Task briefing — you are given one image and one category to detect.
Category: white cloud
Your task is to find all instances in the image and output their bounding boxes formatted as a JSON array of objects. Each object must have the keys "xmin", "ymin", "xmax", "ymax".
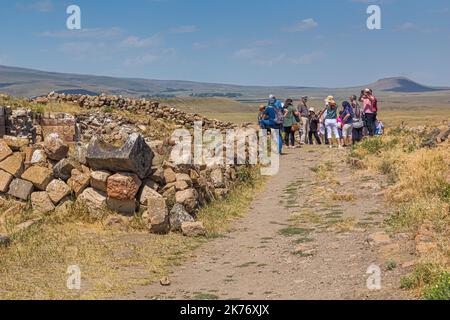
[
  {"xmin": 16, "ymin": 0, "xmax": 54, "ymax": 12},
  {"xmin": 124, "ymin": 54, "xmax": 160, "ymax": 66},
  {"xmin": 398, "ymin": 22, "xmax": 416, "ymax": 31},
  {"xmin": 233, "ymin": 47, "xmax": 324, "ymax": 67},
  {"xmin": 120, "ymin": 35, "xmax": 161, "ymax": 48},
  {"xmin": 169, "ymin": 25, "xmax": 198, "ymax": 34},
  {"xmin": 282, "ymin": 18, "xmax": 318, "ymax": 32},
  {"xmin": 37, "ymin": 27, "xmax": 123, "ymax": 39}
]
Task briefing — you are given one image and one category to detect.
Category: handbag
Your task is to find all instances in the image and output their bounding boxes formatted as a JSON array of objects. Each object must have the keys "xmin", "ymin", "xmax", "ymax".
[{"xmin": 291, "ymin": 124, "xmax": 300, "ymax": 132}]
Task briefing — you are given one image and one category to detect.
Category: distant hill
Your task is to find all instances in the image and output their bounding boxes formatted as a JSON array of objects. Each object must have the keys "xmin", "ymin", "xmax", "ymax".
[
  {"xmin": 0, "ymin": 65, "xmax": 448, "ymax": 99},
  {"xmin": 368, "ymin": 77, "xmax": 443, "ymax": 93}
]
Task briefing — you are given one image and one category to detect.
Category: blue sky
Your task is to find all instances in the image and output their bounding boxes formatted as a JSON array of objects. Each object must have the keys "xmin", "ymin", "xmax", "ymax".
[{"xmin": 1, "ymin": 0, "xmax": 450, "ymax": 87}]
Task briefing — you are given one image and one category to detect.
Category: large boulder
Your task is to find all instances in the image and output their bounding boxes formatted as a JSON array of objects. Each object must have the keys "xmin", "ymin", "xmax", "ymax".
[
  {"xmin": 86, "ymin": 133, "xmax": 154, "ymax": 179},
  {"xmin": 169, "ymin": 204, "xmax": 194, "ymax": 232},
  {"xmin": 0, "ymin": 153, "xmax": 24, "ymax": 177},
  {"xmin": 43, "ymin": 133, "xmax": 69, "ymax": 161},
  {"xmin": 142, "ymin": 189, "xmax": 169, "ymax": 234},
  {"xmin": 31, "ymin": 192, "xmax": 55, "ymax": 213},
  {"xmin": 8, "ymin": 178, "xmax": 34, "ymax": 201},
  {"xmin": 107, "ymin": 173, "xmax": 142, "ymax": 201},
  {"xmin": 0, "ymin": 169, "xmax": 13, "ymax": 193},
  {"xmin": 21, "ymin": 166, "xmax": 54, "ymax": 191},
  {"xmin": 46, "ymin": 179, "xmax": 71, "ymax": 205}
]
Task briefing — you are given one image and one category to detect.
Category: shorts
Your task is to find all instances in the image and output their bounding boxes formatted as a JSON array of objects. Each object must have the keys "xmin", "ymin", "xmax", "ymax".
[
  {"xmin": 325, "ymin": 119, "xmax": 339, "ymax": 139},
  {"xmin": 342, "ymin": 124, "xmax": 353, "ymax": 138}
]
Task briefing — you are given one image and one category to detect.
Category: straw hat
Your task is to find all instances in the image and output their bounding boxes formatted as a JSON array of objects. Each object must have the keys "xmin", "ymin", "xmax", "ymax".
[{"xmin": 325, "ymin": 95, "xmax": 336, "ymax": 104}]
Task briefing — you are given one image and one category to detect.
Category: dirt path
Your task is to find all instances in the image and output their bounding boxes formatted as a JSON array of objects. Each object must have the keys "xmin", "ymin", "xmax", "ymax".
[{"xmin": 130, "ymin": 146, "xmax": 414, "ymax": 300}]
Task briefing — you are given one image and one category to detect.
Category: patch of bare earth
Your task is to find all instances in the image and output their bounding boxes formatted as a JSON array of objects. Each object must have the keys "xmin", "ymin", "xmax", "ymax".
[{"xmin": 127, "ymin": 146, "xmax": 414, "ymax": 300}]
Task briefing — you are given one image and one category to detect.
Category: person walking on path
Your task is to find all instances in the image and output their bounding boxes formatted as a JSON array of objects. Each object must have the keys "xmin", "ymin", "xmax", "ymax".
[
  {"xmin": 298, "ymin": 96, "xmax": 310, "ymax": 145},
  {"xmin": 360, "ymin": 89, "xmax": 376, "ymax": 136},
  {"xmin": 341, "ymin": 101, "xmax": 354, "ymax": 147},
  {"xmin": 283, "ymin": 99, "xmax": 299, "ymax": 149},
  {"xmin": 350, "ymin": 95, "xmax": 364, "ymax": 144},
  {"xmin": 308, "ymin": 107, "xmax": 322, "ymax": 145},
  {"xmin": 324, "ymin": 96, "xmax": 341, "ymax": 149}
]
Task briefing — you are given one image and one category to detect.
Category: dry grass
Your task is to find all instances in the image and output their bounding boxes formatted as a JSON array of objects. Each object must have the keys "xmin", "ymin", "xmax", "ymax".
[
  {"xmin": 350, "ymin": 124, "xmax": 450, "ymax": 298},
  {"xmin": 0, "ymin": 167, "xmax": 263, "ymax": 300}
]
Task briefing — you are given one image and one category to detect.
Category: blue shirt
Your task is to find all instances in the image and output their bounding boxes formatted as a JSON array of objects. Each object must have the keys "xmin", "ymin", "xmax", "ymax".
[{"xmin": 342, "ymin": 105, "xmax": 354, "ymax": 124}]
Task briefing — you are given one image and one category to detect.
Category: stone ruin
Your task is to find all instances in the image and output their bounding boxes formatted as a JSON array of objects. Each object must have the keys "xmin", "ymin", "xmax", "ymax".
[{"xmin": 0, "ymin": 93, "xmax": 247, "ymax": 238}]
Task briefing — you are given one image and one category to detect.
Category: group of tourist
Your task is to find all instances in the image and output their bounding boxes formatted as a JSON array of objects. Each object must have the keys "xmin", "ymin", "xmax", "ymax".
[{"xmin": 258, "ymin": 89, "xmax": 384, "ymax": 153}]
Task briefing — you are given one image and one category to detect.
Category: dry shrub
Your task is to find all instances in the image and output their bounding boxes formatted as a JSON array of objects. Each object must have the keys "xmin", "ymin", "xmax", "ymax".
[{"xmin": 387, "ymin": 148, "xmax": 449, "ymax": 204}]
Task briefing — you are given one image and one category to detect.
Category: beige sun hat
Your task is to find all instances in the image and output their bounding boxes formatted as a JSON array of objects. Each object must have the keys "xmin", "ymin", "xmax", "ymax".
[
  {"xmin": 309, "ymin": 107, "xmax": 315, "ymax": 112},
  {"xmin": 325, "ymin": 96, "xmax": 336, "ymax": 104}
]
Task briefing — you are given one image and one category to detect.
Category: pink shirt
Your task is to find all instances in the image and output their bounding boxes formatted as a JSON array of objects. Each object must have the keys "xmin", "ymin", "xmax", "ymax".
[{"xmin": 362, "ymin": 98, "xmax": 374, "ymax": 114}]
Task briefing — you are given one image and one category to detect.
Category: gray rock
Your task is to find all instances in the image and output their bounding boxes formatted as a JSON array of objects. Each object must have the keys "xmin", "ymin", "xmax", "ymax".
[
  {"xmin": 8, "ymin": 178, "xmax": 34, "ymax": 201},
  {"xmin": 53, "ymin": 158, "xmax": 78, "ymax": 181},
  {"xmin": 106, "ymin": 198, "xmax": 136, "ymax": 216},
  {"xmin": 0, "ymin": 234, "xmax": 11, "ymax": 247},
  {"xmin": 169, "ymin": 204, "xmax": 194, "ymax": 231},
  {"xmin": 86, "ymin": 133, "xmax": 154, "ymax": 179}
]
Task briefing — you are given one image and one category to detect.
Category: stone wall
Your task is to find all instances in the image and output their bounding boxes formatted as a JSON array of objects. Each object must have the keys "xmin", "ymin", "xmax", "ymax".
[
  {"xmin": 32, "ymin": 92, "xmax": 237, "ymax": 131},
  {"xmin": 0, "ymin": 129, "xmax": 241, "ymax": 236}
]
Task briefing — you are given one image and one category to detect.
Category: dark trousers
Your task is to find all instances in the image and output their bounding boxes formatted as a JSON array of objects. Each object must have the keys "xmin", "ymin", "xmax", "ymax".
[
  {"xmin": 309, "ymin": 130, "xmax": 322, "ymax": 145},
  {"xmin": 352, "ymin": 127, "xmax": 364, "ymax": 144},
  {"xmin": 284, "ymin": 127, "xmax": 295, "ymax": 146},
  {"xmin": 365, "ymin": 113, "xmax": 376, "ymax": 137}
]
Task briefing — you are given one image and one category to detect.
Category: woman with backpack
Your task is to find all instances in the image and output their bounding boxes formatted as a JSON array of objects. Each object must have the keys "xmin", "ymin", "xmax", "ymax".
[
  {"xmin": 283, "ymin": 99, "xmax": 299, "ymax": 149},
  {"xmin": 350, "ymin": 95, "xmax": 364, "ymax": 144}
]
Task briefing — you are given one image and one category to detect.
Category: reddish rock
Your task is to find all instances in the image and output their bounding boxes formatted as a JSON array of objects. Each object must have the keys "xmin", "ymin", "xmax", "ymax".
[{"xmin": 107, "ymin": 173, "xmax": 142, "ymax": 201}]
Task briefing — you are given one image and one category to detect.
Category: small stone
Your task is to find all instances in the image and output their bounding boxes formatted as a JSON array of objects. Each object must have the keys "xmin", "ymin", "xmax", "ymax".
[
  {"xmin": 68, "ymin": 169, "xmax": 90, "ymax": 196},
  {"xmin": 175, "ymin": 180, "xmax": 190, "ymax": 191},
  {"xmin": 107, "ymin": 173, "xmax": 142, "ymax": 201},
  {"xmin": 21, "ymin": 166, "xmax": 54, "ymax": 191},
  {"xmin": 90, "ymin": 170, "xmax": 111, "ymax": 192},
  {"xmin": 0, "ymin": 141, "xmax": 13, "ymax": 162},
  {"xmin": 30, "ymin": 149, "xmax": 47, "ymax": 165},
  {"xmin": 181, "ymin": 222, "xmax": 206, "ymax": 237},
  {"xmin": 46, "ymin": 180, "xmax": 71, "ymax": 205},
  {"xmin": 0, "ymin": 170, "xmax": 13, "ymax": 193},
  {"xmin": 175, "ymin": 188, "xmax": 198, "ymax": 214},
  {"xmin": 293, "ymin": 244, "xmax": 317, "ymax": 256},
  {"xmin": 176, "ymin": 173, "xmax": 192, "ymax": 186},
  {"xmin": 0, "ymin": 153, "xmax": 24, "ymax": 177},
  {"xmin": 106, "ymin": 198, "xmax": 136, "ymax": 216},
  {"xmin": 164, "ymin": 168, "xmax": 177, "ymax": 184},
  {"xmin": 31, "ymin": 192, "xmax": 55, "ymax": 213},
  {"xmin": 210, "ymin": 168, "xmax": 225, "ymax": 188},
  {"xmin": 138, "ymin": 179, "xmax": 160, "ymax": 205},
  {"xmin": 43, "ymin": 133, "xmax": 69, "ymax": 161},
  {"xmin": 77, "ymin": 188, "xmax": 107, "ymax": 214},
  {"xmin": 160, "ymin": 277, "xmax": 171, "ymax": 286},
  {"xmin": 0, "ymin": 234, "xmax": 11, "ymax": 247},
  {"xmin": 169, "ymin": 204, "xmax": 194, "ymax": 231},
  {"xmin": 142, "ymin": 189, "xmax": 169, "ymax": 234},
  {"xmin": 8, "ymin": 178, "xmax": 34, "ymax": 201},
  {"xmin": 53, "ymin": 158, "xmax": 78, "ymax": 181}
]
